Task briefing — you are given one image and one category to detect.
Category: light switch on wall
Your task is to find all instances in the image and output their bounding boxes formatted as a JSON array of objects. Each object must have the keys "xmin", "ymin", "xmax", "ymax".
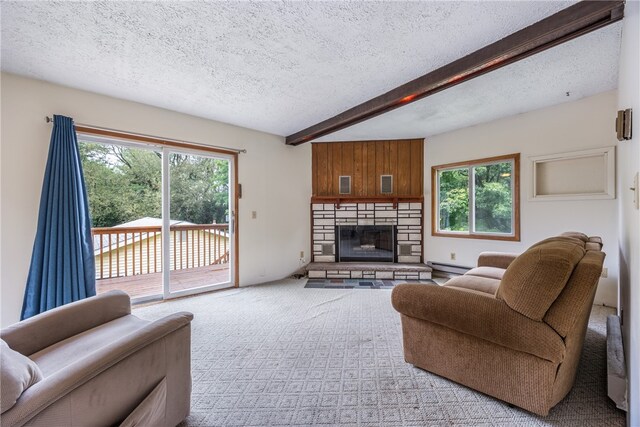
[{"xmin": 251, "ymin": 211, "xmax": 257, "ymax": 219}]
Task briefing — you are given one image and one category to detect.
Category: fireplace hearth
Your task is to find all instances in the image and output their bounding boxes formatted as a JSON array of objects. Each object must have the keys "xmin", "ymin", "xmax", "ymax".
[{"xmin": 336, "ymin": 225, "xmax": 395, "ymax": 262}]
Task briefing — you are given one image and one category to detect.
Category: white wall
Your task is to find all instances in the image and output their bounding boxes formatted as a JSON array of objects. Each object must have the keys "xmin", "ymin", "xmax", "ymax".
[
  {"xmin": 0, "ymin": 73, "xmax": 311, "ymax": 327},
  {"xmin": 616, "ymin": 0, "xmax": 639, "ymax": 423},
  {"xmin": 425, "ymin": 91, "xmax": 619, "ymax": 307}
]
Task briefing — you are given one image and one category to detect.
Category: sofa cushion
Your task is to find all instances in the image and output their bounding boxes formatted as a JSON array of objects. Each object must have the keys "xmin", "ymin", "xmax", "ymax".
[
  {"xmin": 1, "ymin": 339, "xmax": 43, "ymax": 413},
  {"xmin": 29, "ymin": 315, "xmax": 148, "ymax": 377},
  {"xmin": 530, "ymin": 236, "xmax": 585, "ymax": 249},
  {"xmin": 560, "ymin": 231, "xmax": 589, "ymax": 242},
  {"xmin": 586, "ymin": 236, "xmax": 603, "ymax": 251},
  {"xmin": 585, "ymin": 242, "xmax": 602, "ymax": 251},
  {"xmin": 589, "ymin": 236, "xmax": 603, "ymax": 245},
  {"xmin": 1, "ymin": 290, "xmax": 132, "ymax": 357},
  {"xmin": 477, "ymin": 252, "xmax": 519, "ymax": 269},
  {"xmin": 466, "ymin": 266, "xmax": 506, "ymax": 281},
  {"xmin": 496, "ymin": 240, "xmax": 585, "ymax": 321},
  {"xmin": 444, "ymin": 275, "xmax": 500, "ymax": 295},
  {"xmin": 544, "ymin": 250, "xmax": 605, "ymax": 337}
]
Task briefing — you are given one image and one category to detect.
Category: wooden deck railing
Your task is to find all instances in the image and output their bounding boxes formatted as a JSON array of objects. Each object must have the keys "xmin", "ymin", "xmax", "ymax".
[{"xmin": 92, "ymin": 224, "xmax": 229, "ymax": 280}]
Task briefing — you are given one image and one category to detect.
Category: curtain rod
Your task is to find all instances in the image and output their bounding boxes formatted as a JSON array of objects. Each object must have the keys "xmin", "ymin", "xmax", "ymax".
[{"xmin": 45, "ymin": 116, "xmax": 247, "ymax": 154}]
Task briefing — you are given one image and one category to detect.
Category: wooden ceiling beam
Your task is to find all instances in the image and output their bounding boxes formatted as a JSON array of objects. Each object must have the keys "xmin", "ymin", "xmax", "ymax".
[{"xmin": 286, "ymin": 0, "xmax": 625, "ymax": 146}]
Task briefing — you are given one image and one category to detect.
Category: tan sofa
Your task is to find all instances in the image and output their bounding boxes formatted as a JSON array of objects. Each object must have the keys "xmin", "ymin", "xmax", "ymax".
[
  {"xmin": 391, "ymin": 232, "xmax": 605, "ymax": 415},
  {"xmin": 0, "ymin": 290, "xmax": 193, "ymax": 427}
]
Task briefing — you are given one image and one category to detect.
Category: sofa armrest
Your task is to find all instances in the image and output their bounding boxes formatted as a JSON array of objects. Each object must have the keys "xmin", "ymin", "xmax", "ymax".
[
  {"xmin": 1, "ymin": 311, "xmax": 193, "ymax": 427},
  {"xmin": 1, "ymin": 291, "xmax": 132, "ymax": 356},
  {"xmin": 391, "ymin": 284, "xmax": 565, "ymax": 363},
  {"xmin": 477, "ymin": 252, "xmax": 519, "ymax": 269}
]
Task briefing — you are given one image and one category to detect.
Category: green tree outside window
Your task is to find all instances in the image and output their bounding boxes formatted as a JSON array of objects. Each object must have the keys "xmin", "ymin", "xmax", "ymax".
[
  {"xmin": 80, "ymin": 142, "xmax": 229, "ymax": 227},
  {"xmin": 435, "ymin": 155, "xmax": 518, "ymax": 239}
]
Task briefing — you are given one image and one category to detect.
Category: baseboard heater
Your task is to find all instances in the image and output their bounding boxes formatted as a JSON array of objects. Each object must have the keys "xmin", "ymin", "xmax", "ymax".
[
  {"xmin": 606, "ymin": 314, "xmax": 628, "ymax": 411},
  {"xmin": 427, "ymin": 261, "xmax": 473, "ymax": 276}
]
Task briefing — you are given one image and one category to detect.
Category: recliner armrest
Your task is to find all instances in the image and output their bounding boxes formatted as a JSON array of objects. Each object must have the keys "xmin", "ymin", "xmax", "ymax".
[
  {"xmin": 391, "ymin": 284, "xmax": 565, "ymax": 363},
  {"xmin": 1, "ymin": 291, "xmax": 132, "ymax": 357},
  {"xmin": 1, "ymin": 311, "xmax": 193, "ymax": 427},
  {"xmin": 477, "ymin": 251, "xmax": 519, "ymax": 269}
]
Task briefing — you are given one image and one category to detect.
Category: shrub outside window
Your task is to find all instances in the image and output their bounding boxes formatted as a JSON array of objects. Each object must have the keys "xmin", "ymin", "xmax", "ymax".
[{"xmin": 432, "ymin": 153, "xmax": 520, "ymax": 241}]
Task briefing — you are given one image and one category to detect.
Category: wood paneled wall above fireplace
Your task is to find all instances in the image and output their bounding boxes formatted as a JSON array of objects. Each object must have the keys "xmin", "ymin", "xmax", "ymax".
[{"xmin": 312, "ymin": 139, "xmax": 424, "ymax": 200}]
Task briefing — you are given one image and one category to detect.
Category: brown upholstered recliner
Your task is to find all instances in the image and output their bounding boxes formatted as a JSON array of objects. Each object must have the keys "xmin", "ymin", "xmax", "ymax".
[
  {"xmin": 0, "ymin": 290, "xmax": 193, "ymax": 427},
  {"xmin": 391, "ymin": 232, "xmax": 605, "ymax": 415}
]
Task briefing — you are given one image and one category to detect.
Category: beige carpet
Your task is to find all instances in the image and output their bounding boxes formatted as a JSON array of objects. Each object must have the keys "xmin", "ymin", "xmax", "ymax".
[{"xmin": 134, "ymin": 279, "xmax": 625, "ymax": 426}]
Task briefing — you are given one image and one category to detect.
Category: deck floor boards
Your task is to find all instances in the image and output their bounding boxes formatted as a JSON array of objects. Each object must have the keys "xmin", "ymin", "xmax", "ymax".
[{"xmin": 96, "ymin": 264, "xmax": 230, "ymax": 299}]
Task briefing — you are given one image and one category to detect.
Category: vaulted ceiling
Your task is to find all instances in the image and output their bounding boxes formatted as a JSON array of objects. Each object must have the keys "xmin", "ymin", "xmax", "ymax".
[
  {"xmin": 315, "ymin": 22, "xmax": 622, "ymax": 142},
  {"xmin": 0, "ymin": 1, "xmax": 622, "ymax": 141}
]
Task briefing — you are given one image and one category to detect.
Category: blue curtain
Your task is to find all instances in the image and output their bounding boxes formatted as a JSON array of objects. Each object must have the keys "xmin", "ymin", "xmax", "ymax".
[{"xmin": 21, "ymin": 115, "xmax": 96, "ymax": 320}]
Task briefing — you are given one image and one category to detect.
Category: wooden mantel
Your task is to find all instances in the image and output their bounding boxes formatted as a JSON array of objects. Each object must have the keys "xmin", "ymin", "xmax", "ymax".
[
  {"xmin": 312, "ymin": 139, "xmax": 424, "ymax": 202},
  {"xmin": 311, "ymin": 195, "xmax": 424, "ymax": 209}
]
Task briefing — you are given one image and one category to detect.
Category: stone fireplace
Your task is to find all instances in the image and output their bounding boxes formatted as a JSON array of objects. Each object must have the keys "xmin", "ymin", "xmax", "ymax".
[
  {"xmin": 312, "ymin": 202, "xmax": 423, "ymax": 263},
  {"xmin": 307, "ymin": 139, "xmax": 431, "ymax": 280},
  {"xmin": 308, "ymin": 201, "xmax": 430, "ymax": 280}
]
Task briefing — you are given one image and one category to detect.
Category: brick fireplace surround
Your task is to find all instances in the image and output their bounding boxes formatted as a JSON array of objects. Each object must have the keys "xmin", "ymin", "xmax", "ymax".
[{"xmin": 308, "ymin": 202, "xmax": 432, "ymax": 281}]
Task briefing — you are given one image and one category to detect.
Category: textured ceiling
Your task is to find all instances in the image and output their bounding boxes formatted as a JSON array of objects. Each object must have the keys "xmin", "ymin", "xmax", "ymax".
[
  {"xmin": 316, "ymin": 22, "xmax": 622, "ymax": 142},
  {"xmin": 0, "ymin": 1, "xmax": 587, "ymax": 138}
]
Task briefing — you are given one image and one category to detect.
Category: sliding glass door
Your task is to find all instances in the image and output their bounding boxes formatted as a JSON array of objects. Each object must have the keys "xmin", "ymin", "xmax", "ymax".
[
  {"xmin": 164, "ymin": 150, "xmax": 234, "ymax": 297},
  {"xmin": 80, "ymin": 136, "xmax": 235, "ymax": 302}
]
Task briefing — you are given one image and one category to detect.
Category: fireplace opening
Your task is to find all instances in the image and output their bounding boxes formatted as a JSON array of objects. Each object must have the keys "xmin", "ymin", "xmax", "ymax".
[{"xmin": 336, "ymin": 225, "xmax": 396, "ymax": 262}]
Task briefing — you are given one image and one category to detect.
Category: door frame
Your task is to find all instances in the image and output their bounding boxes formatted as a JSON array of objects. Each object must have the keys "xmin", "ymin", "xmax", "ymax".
[{"xmin": 77, "ymin": 127, "xmax": 240, "ymax": 302}]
